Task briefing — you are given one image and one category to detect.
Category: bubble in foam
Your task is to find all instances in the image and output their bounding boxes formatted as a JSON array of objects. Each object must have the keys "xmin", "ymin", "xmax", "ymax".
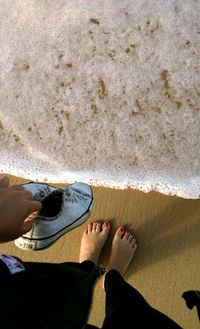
[{"xmin": 0, "ymin": 0, "xmax": 200, "ymax": 199}]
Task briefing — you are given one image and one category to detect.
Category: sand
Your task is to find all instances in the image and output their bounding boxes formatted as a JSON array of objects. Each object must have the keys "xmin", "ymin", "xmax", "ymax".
[
  {"xmin": 0, "ymin": 1, "xmax": 199, "ymax": 326},
  {"xmin": 0, "ymin": 174, "xmax": 199, "ymax": 328}
]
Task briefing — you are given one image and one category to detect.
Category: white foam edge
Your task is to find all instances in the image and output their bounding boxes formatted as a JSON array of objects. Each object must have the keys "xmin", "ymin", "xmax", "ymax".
[{"xmin": 1, "ymin": 162, "xmax": 200, "ymax": 200}]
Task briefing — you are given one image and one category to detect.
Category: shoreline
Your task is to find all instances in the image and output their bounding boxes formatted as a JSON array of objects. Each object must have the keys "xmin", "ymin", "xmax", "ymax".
[
  {"xmin": 1, "ymin": 171, "xmax": 199, "ymax": 200},
  {"xmin": 0, "ymin": 173, "xmax": 199, "ymax": 328}
]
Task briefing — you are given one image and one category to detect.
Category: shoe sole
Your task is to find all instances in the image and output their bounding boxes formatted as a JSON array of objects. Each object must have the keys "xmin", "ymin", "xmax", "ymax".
[{"xmin": 14, "ymin": 198, "xmax": 94, "ymax": 251}]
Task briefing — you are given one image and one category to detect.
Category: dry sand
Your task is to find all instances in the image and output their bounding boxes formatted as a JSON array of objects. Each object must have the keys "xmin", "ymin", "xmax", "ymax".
[{"xmin": 0, "ymin": 174, "xmax": 199, "ymax": 328}]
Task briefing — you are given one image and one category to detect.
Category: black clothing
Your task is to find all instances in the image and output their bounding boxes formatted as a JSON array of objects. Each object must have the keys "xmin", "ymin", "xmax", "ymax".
[
  {"xmin": 182, "ymin": 290, "xmax": 200, "ymax": 320},
  {"xmin": 0, "ymin": 255, "xmax": 183, "ymax": 328}
]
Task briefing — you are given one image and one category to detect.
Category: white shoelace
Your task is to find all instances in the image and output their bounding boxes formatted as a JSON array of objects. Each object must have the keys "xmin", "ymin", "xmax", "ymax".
[
  {"xmin": 34, "ymin": 185, "xmax": 52, "ymax": 201},
  {"xmin": 62, "ymin": 188, "xmax": 89, "ymax": 203}
]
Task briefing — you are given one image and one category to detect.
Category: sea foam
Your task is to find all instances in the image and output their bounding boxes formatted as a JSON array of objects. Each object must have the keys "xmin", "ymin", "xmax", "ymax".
[{"xmin": 0, "ymin": 0, "xmax": 200, "ymax": 199}]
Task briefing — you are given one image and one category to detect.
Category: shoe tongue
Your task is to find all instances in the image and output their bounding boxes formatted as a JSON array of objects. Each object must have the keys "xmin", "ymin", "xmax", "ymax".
[{"xmin": 39, "ymin": 190, "xmax": 63, "ymax": 218}]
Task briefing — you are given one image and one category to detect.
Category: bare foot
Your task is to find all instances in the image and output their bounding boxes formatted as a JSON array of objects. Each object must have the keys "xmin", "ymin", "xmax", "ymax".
[
  {"xmin": 79, "ymin": 220, "xmax": 110, "ymax": 265},
  {"xmin": 106, "ymin": 226, "xmax": 137, "ymax": 276}
]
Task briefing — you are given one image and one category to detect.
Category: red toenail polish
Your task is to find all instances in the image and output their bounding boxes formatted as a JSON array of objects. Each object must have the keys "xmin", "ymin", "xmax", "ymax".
[
  {"xmin": 105, "ymin": 221, "xmax": 109, "ymax": 227},
  {"xmin": 120, "ymin": 227, "xmax": 125, "ymax": 232}
]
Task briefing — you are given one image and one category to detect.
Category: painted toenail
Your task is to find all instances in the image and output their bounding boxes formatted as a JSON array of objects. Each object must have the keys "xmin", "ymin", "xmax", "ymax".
[
  {"xmin": 105, "ymin": 221, "xmax": 110, "ymax": 227},
  {"xmin": 120, "ymin": 227, "xmax": 125, "ymax": 232}
]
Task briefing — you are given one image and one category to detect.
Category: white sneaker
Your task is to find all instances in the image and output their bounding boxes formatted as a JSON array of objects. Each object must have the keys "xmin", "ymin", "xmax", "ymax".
[
  {"xmin": 14, "ymin": 182, "xmax": 94, "ymax": 250},
  {"xmin": 22, "ymin": 182, "xmax": 56, "ymax": 201}
]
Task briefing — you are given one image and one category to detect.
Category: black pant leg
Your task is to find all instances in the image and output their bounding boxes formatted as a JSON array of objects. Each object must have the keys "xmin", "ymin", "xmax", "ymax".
[
  {"xmin": 0, "ymin": 256, "xmax": 99, "ymax": 329},
  {"xmin": 102, "ymin": 270, "xmax": 182, "ymax": 329}
]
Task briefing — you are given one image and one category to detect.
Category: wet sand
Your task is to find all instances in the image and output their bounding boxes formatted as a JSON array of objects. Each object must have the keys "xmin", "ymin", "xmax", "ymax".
[
  {"xmin": 0, "ymin": 174, "xmax": 199, "ymax": 328},
  {"xmin": 1, "ymin": 1, "xmax": 200, "ymax": 199}
]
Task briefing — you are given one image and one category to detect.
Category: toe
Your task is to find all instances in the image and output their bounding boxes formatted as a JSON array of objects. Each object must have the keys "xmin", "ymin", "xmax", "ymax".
[
  {"xmin": 124, "ymin": 231, "xmax": 130, "ymax": 240},
  {"xmin": 96, "ymin": 221, "xmax": 101, "ymax": 232},
  {"xmin": 92, "ymin": 221, "xmax": 99, "ymax": 231},
  {"xmin": 116, "ymin": 226, "xmax": 125, "ymax": 238},
  {"xmin": 132, "ymin": 241, "xmax": 137, "ymax": 251},
  {"xmin": 131, "ymin": 237, "xmax": 137, "ymax": 248},
  {"xmin": 88, "ymin": 222, "xmax": 93, "ymax": 232},
  {"xmin": 128, "ymin": 233, "xmax": 135, "ymax": 243},
  {"xmin": 102, "ymin": 220, "xmax": 110, "ymax": 231}
]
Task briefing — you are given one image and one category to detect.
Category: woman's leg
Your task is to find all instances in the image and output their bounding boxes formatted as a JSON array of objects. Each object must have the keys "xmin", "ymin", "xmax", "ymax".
[
  {"xmin": 101, "ymin": 227, "xmax": 182, "ymax": 329},
  {"xmin": 79, "ymin": 220, "xmax": 110, "ymax": 329}
]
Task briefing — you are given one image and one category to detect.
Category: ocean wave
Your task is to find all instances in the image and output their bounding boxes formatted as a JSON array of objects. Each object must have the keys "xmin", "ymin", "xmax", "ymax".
[{"xmin": 0, "ymin": 0, "xmax": 199, "ymax": 199}]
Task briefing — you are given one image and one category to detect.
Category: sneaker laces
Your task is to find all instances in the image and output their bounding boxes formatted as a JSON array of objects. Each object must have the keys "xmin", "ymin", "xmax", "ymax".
[
  {"xmin": 34, "ymin": 185, "xmax": 52, "ymax": 201},
  {"xmin": 62, "ymin": 188, "xmax": 89, "ymax": 204}
]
